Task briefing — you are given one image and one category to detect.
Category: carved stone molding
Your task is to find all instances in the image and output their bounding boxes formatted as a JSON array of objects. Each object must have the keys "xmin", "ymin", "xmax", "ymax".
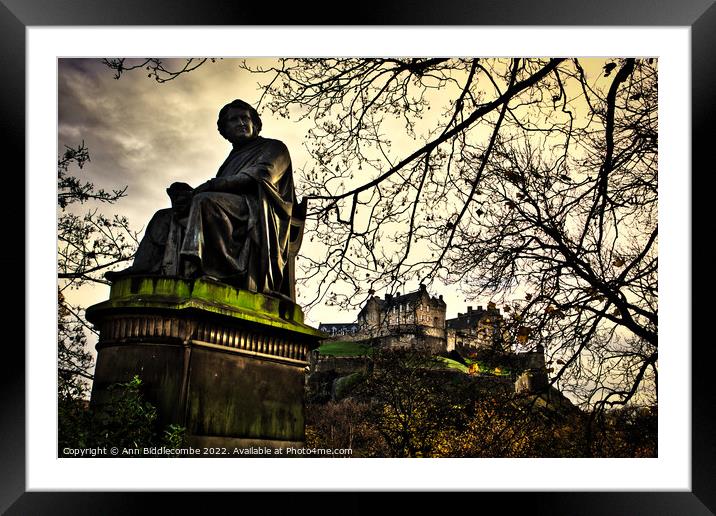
[{"xmin": 98, "ymin": 313, "xmax": 311, "ymax": 366}]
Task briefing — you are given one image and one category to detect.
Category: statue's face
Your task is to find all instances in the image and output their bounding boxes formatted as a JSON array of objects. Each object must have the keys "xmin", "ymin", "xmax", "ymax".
[{"xmin": 223, "ymin": 107, "xmax": 256, "ymax": 144}]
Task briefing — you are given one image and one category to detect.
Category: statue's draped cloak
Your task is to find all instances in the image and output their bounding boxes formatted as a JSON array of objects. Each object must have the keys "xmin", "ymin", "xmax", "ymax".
[
  {"xmin": 180, "ymin": 136, "xmax": 295, "ymax": 297},
  {"xmin": 130, "ymin": 208, "xmax": 186, "ymax": 276}
]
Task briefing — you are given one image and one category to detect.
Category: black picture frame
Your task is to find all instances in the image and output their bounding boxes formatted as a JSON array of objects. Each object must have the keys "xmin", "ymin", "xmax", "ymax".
[{"xmin": 2, "ymin": 1, "xmax": 710, "ymax": 513}]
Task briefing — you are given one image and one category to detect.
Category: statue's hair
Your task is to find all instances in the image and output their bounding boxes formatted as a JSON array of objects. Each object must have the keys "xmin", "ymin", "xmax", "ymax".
[{"xmin": 217, "ymin": 99, "xmax": 262, "ymax": 139}]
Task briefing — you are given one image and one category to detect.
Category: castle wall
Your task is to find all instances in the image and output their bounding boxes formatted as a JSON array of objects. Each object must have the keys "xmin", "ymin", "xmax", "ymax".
[
  {"xmin": 312, "ymin": 355, "xmax": 371, "ymax": 375},
  {"xmin": 375, "ymin": 333, "xmax": 446, "ymax": 354}
]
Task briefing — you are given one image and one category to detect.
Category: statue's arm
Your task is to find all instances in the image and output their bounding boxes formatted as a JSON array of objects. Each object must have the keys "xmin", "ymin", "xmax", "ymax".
[
  {"xmin": 194, "ymin": 140, "xmax": 291, "ymax": 194},
  {"xmin": 210, "ymin": 174, "xmax": 253, "ymax": 193},
  {"xmin": 192, "ymin": 172, "xmax": 252, "ymax": 194}
]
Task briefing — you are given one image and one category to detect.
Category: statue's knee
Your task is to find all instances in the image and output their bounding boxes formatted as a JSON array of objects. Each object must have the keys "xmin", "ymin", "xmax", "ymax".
[
  {"xmin": 192, "ymin": 192, "xmax": 214, "ymax": 205},
  {"xmin": 190, "ymin": 192, "xmax": 220, "ymax": 213}
]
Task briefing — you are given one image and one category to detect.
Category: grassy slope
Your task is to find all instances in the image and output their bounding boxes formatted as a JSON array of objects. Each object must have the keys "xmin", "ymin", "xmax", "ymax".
[
  {"xmin": 317, "ymin": 341, "xmax": 372, "ymax": 356},
  {"xmin": 317, "ymin": 344, "xmax": 511, "ymax": 377},
  {"xmin": 435, "ymin": 356, "xmax": 469, "ymax": 373}
]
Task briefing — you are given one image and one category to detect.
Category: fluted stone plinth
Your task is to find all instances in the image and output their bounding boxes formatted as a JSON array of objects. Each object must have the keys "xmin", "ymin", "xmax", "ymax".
[{"xmin": 86, "ymin": 276, "xmax": 324, "ymax": 449}]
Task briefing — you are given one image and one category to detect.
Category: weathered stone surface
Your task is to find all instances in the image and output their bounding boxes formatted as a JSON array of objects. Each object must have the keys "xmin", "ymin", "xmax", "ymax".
[
  {"xmin": 87, "ymin": 276, "xmax": 324, "ymax": 449},
  {"xmin": 312, "ymin": 356, "xmax": 370, "ymax": 375},
  {"xmin": 515, "ymin": 369, "xmax": 549, "ymax": 395},
  {"xmin": 89, "ymin": 276, "xmax": 320, "ymax": 337},
  {"xmin": 185, "ymin": 347, "xmax": 304, "ymax": 441}
]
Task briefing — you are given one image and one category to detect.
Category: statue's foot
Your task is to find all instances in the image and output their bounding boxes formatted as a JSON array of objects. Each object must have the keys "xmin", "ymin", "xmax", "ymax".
[{"xmin": 198, "ymin": 274, "xmax": 222, "ymax": 283}]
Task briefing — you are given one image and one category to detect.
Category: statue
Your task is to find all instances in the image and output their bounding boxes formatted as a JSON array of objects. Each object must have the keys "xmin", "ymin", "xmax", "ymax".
[{"xmin": 108, "ymin": 99, "xmax": 305, "ymax": 302}]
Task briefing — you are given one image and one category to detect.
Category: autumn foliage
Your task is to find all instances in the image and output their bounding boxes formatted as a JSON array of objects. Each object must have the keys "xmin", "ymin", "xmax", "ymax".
[{"xmin": 306, "ymin": 348, "xmax": 656, "ymax": 458}]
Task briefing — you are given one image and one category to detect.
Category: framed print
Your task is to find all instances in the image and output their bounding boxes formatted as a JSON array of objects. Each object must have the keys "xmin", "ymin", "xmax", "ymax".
[{"xmin": 2, "ymin": 0, "xmax": 712, "ymax": 513}]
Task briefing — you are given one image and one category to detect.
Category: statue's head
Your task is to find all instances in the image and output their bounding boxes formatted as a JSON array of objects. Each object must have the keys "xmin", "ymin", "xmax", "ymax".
[
  {"xmin": 166, "ymin": 181, "xmax": 193, "ymax": 215},
  {"xmin": 217, "ymin": 99, "xmax": 262, "ymax": 144}
]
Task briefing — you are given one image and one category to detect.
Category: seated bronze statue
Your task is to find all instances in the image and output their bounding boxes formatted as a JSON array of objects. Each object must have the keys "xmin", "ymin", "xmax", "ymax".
[{"xmin": 107, "ymin": 99, "xmax": 306, "ymax": 302}]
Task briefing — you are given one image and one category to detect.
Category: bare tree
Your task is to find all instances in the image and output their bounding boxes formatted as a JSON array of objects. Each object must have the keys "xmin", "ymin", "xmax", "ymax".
[
  {"xmin": 102, "ymin": 57, "xmax": 658, "ymax": 415},
  {"xmin": 57, "ymin": 143, "xmax": 138, "ymax": 399}
]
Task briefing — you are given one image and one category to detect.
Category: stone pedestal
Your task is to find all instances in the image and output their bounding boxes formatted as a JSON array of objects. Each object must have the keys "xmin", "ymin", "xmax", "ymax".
[{"xmin": 86, "ymin": 276, "xmax": 324, "ymax": 449}]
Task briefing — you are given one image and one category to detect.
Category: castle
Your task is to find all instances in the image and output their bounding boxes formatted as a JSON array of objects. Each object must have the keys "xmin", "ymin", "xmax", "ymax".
[
  {"xmin": 355, "ymin": 284, "xmax": 447, "ymax": 353},
  {"xmin": 319, "ymin": 284, "xmax": 510, "ymax": 355},
  {"xmin": 447, "ymin": 302, "xmax": 508, "ymax": 355},
  {"xmin": 317, "ymin": 285, "xmax": 549, "ymax": 394}
]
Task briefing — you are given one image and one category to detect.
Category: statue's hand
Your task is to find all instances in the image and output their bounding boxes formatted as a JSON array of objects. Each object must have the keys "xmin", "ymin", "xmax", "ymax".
[{"xmin": 193, "ymin": 179, "xmax": 215, "ymax": 194}]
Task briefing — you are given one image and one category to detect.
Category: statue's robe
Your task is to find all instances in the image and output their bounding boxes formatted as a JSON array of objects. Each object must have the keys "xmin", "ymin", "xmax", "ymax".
[
  {"xmin": 180, "ymin": 136, "xmax": 295, "ymax": 298},
  {"xmin": 125, "ymin": 208, "xmax": 187, "ymax": 277}
]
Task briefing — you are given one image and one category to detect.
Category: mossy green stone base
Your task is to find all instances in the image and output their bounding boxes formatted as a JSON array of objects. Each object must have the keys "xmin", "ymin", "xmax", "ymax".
[
  {"xmin": 86, "ymin": 276, "xmax": 325, "ymax": 450},
  {"xmin": 88, "ymin": 276, "xmax": 323, "ymax": 338}
]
